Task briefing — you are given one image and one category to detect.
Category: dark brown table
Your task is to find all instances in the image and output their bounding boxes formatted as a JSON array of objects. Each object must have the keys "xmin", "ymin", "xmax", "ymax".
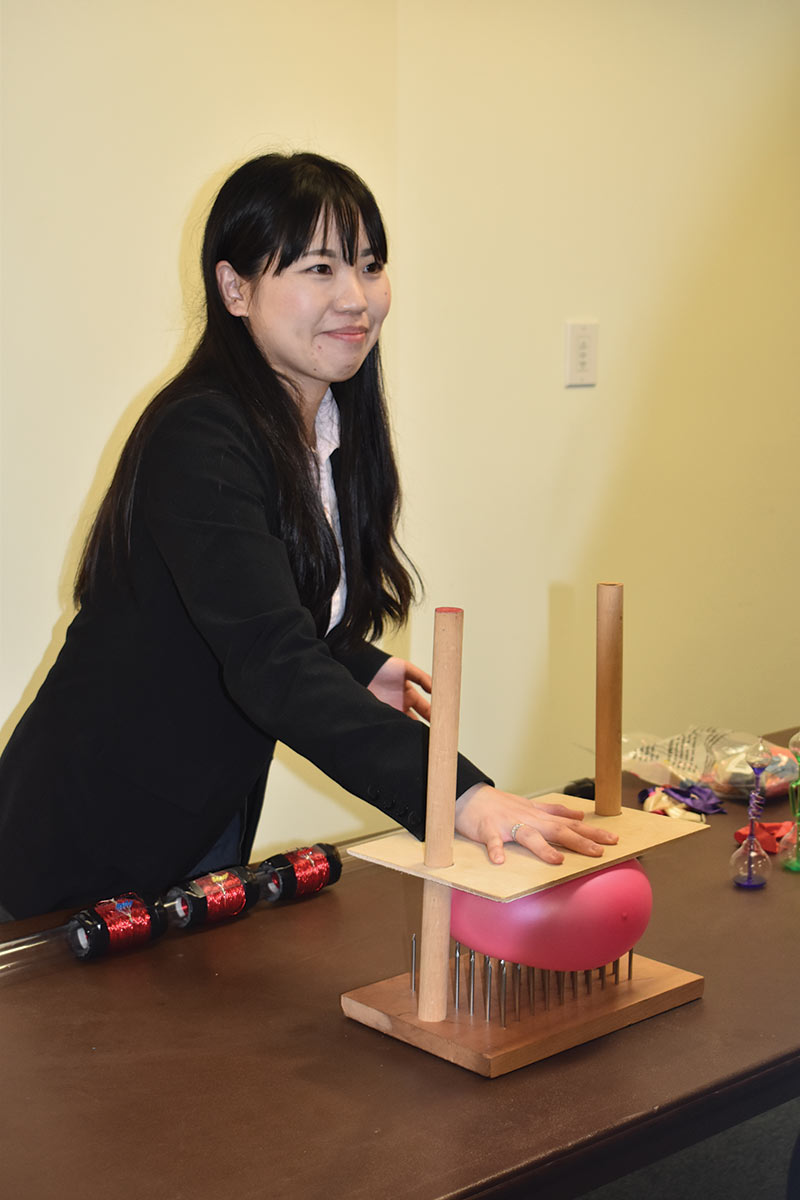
[{"xmin": 3, "ymin": 740, "xmax": 799, "ymax": 1200}]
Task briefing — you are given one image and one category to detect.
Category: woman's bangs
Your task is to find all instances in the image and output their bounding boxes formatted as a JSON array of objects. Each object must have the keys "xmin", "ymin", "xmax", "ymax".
[{"xmin": 275, "ymin": 192, "xmax": 387, "ymax": 272}]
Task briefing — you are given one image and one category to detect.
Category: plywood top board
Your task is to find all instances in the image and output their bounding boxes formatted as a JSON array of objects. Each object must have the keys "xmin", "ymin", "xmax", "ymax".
[{"xmin": 348, "ymin": 795, "xmax": 707, "ymax": 901}]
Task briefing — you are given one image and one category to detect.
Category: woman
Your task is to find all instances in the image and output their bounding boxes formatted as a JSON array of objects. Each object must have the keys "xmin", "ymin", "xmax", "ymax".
[{"xmin": 0, "ymin": 152, "xmax": 615, "ymax": 920}]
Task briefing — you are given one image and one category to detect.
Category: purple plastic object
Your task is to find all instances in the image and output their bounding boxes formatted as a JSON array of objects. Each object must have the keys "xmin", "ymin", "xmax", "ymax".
[{"xmin": 450, "ymin": 860, "xmax": 653, "ymax": 971}]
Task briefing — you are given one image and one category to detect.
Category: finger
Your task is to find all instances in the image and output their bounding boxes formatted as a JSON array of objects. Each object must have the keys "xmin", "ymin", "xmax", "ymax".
[
  {"xmin": 484, "ymin": 832, "xmax": 505, "ymax": 865},
  {"xmin": 407, "ymin": 664, "xmax": 432, "ymax": 692},
  {"xmin": 514, "ymin": 825, "xmax": 565, "ymax": 865},
  {"xmin": 544, "ymin": 823, "xmax": 608, "ymax": 857},
  {"xmin": 579, "ymin": 822, "xmax": 619, "ymax": 845},
  {"xmin": 405, "ymin": 686, "xmax": 431, "ymax": 721},
  {"xmin": 537, "ymin": 811, "xmax": 618, "ymax": 849},
  {"xmin": 541, "ymin": 815, "xmax": 618, "ymax": 847},
  {"xmin": 533, "ymin": 801, "xmax": 586, "ymax": 821}
]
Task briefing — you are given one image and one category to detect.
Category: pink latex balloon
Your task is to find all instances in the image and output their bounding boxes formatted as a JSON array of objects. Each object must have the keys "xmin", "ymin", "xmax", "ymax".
[{"xmin": 450, "ymin": 860, "xmax": 652, "ymax": 971}]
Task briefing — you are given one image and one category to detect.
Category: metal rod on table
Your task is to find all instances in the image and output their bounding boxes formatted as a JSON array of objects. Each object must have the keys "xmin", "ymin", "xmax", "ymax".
[
  {"xmin": 485, "ymin": 957, "xmax": 493, "ymax": 1022},
  {"xmin": 454, "ymin": 941, "xmax": 461, "ymax": 1011}
]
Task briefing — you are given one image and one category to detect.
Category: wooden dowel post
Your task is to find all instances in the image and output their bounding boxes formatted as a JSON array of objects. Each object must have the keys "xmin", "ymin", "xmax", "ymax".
[
  {"xmin": 424, "ymin": 608, "xmax": 464, "ymax": 869},
  {"xmin": 595, "ymin": 582, "xmax": 623, "ymax": 816},
  {"xmin": 417, "ymin": 607, "xmax": 463, "ymax": 1023},
  {"xmin": 417, "ymin": 878, "xmax": 452, "ymax": 1022}
]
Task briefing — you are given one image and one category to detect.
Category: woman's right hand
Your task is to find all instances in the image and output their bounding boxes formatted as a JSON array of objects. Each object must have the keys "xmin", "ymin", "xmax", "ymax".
[{"xmin": 454, "ymin": 783, "xmax": 618, "ymax": 866}]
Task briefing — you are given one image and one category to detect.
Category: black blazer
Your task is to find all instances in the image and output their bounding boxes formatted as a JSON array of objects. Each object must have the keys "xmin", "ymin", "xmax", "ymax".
[{"xmin": 0, "ymin": 391, "xmax": 489, "ymax": 917}]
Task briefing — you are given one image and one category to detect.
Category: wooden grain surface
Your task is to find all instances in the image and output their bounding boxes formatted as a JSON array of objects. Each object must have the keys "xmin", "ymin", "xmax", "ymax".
[{"xmin": 342, "ymin": 954, "xmax": 704, "ymax": 1078}]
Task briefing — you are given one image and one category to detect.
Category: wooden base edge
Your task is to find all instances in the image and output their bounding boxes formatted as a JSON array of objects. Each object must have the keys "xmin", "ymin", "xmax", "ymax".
[{"xmin": 341, "ymin": 955, "xmax": 703, "ymax": 1078}]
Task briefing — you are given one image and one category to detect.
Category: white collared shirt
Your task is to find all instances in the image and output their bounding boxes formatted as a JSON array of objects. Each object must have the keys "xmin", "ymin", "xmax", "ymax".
[{"xmin": 314, "ymin": 389, "xmax": 347, "ymax": 633}]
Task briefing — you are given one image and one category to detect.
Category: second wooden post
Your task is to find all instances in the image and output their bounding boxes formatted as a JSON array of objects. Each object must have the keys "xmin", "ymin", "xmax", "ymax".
[{"xmin": 595, "ymin": 582, "xmax": 623, "ymax": 817}]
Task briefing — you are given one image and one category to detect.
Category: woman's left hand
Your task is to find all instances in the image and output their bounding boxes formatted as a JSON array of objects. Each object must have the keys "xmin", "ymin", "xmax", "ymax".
[
  {"xmin": 454, "ymin": 783, "xmax": 619, "ymax": 865},
  {"xmin": 367, "ymin": 656, "xmax": 432, "ymax": 720}
]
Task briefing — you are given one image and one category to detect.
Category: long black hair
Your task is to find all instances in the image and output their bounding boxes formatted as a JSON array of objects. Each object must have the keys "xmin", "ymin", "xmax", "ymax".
[{"xmin": 75, "ymin": 152, "xmax": 417, "ymax": 646}]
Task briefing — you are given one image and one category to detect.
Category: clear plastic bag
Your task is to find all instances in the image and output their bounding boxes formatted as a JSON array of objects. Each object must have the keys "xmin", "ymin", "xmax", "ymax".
[{"xmin": 621, "ymin": 726, "xmax": 796, "ymax": 800}]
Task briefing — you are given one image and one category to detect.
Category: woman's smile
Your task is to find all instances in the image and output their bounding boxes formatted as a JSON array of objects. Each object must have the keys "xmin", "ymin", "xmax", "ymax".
[{"xmin": 322, "ymin": 325, "xmax": 369, "ymax": 341}]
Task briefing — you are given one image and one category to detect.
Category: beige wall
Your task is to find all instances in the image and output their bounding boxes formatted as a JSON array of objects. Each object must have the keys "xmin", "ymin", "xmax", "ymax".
[{"xmin": 2, "ymin": 0, "xmax": 798, "ymax": 858}]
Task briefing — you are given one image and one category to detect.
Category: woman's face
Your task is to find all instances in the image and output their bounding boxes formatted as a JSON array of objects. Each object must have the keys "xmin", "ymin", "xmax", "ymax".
[{"xmin": 216, "ymin": 218, "xmax": 391, "ymax": 406}]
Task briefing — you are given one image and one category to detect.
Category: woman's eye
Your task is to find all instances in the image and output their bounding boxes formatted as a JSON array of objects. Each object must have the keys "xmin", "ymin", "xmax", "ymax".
[
  {"xmin": 364, "ymin": 261, "xmax": 384, "ymax": 275},
  {"xmin": 308, "ymin": 262, "xmax": 333, "ymax": 275}
]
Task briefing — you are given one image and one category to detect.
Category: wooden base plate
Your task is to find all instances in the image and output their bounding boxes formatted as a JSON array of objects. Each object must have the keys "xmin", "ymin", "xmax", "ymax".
[{"xmin": 341, "ymin": 955, "xmax": 703, "ymax": 1077}]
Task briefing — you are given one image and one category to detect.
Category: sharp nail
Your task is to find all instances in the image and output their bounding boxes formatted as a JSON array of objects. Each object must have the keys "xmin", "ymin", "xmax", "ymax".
[
  {"xmin": 454, "ymin": 941, "xmax": 461, "ymax": 1010},
  {"xmin": 411, "ymin": 933, "xmax": 416, "ymax": 993}
]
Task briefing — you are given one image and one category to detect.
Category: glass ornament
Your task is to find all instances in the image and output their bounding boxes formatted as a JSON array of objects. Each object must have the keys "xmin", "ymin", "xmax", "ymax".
[
  {"xmin": 729, "ymin": 832, "xmax": 771, "ymax": 888},
  {"xmin": 778, "ymin": 823, "xmax": 800, "ymax": 873},
  {"xmin": 729, "ymin": 739, "xmax": 772, "ymax": 889},
  {"xmin": 779, "ymin": 732, "xmax": 800, "ymax": 873}
]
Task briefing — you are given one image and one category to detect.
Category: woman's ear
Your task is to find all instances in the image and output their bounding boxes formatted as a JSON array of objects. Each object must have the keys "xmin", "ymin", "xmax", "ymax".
[{"xmin": 215, "ymin": 261, "xmax": 250, "ymax": 316}]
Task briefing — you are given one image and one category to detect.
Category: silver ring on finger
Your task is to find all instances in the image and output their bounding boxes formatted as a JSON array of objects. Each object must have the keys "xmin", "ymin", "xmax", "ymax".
[{"xmin": 510, "ymin": 822, "xmax": 527, "ymax": 844}]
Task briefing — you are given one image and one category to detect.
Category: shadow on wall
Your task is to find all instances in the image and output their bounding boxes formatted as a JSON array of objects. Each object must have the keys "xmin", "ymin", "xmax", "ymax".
[
  {"xmin": 0, "ymin": 378, "xmax": 163, "ymax": 752},
  {"xmin": 0, "ymin": 165, "xmax": 229, "ymax": 754}
]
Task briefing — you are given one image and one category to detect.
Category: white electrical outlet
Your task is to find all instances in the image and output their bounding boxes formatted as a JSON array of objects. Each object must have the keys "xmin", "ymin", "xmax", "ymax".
[{"xmin": 565, "ymin": 320, "xmax": 598, "ymax": 387}]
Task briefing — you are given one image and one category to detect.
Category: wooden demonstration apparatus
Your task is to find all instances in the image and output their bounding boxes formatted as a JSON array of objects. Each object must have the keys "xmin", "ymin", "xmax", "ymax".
[{"xmin": 341, "ymin": 584, "xmax": 706, "ymax": 1077}]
